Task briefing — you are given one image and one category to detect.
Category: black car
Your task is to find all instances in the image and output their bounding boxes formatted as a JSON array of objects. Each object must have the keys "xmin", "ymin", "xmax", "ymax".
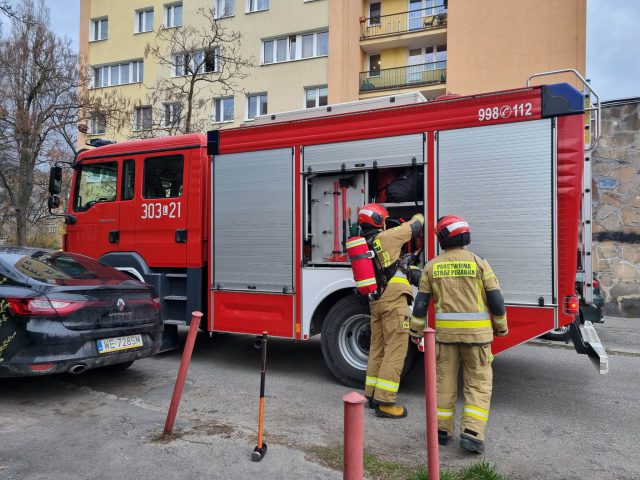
[{"xmin": 0, "ymin": 247, "xmax": 163, "ymax": 377}]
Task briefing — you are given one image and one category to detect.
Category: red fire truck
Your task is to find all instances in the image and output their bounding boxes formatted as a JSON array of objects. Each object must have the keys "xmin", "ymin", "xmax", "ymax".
[{"xmin": 49, "ymin": 71, "xmax": 607, "ymax": 386}]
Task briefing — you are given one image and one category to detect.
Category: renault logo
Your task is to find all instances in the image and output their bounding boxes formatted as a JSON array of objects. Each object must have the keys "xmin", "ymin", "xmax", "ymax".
[{"xmin": 117, "ymin": 298, "xmax": 126, "ymax": 312}]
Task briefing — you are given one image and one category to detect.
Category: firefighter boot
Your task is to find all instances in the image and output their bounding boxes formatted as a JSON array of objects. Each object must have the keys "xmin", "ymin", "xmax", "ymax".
[
  {"xmin": 438, "ymin": 430, "xmax": 452, "ymax": 446},
  {"xmin": 365, "ymin": 396, "xmax": 377, "ymax": 409},
  {"xmin": 374, "ymin": 404, "xmax": 408, "ymax": 419},
  {"xmin": 460, "ymin": 430, "xmax": 485, "ymax": 454}
]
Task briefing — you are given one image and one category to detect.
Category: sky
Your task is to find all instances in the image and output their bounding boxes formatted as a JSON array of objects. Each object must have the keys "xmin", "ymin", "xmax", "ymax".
[{"xmin": 3, "ymin": 0, "xmax": 640, "ymax": 102}]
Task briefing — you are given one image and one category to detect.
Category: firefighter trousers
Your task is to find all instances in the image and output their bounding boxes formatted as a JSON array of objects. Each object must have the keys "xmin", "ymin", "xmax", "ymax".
[
  {"xmin": 364, "ymin": 294, "xmax": 410, "ymax": 405},
  {"xmin": 436, "ymin": 342, "xmax": 493, "ymax": 441}
]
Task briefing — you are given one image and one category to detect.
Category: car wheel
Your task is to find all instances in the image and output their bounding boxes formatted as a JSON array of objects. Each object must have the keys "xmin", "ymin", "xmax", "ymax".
[
  {"xmin": 320, "ymin": 295, "xmax": 417, "ymax": 388},
  {"xmin": 540, "ymin": 326, "xmax": 570, "ymax": 342}
]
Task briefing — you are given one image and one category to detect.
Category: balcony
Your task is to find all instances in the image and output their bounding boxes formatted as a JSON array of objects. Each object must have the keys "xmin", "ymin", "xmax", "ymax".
[
  {"xmin": 361, "ymin": 6, "xmax": 447, "ymax": 40},
  {"xmin": 359, "ymin": 61, "xmax": 446, "ymax": 93}
]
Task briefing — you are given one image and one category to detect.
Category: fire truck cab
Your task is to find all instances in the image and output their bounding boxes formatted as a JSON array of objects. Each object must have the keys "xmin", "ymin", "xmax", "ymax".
[{"xmin": 50, "ymin": 73, "xmax": 608, "ymax": 386}]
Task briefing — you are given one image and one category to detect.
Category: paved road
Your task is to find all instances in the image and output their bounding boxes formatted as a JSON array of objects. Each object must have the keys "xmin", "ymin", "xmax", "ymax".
[{"xmin": 1, "ymin": 319, "xmax": 638, "ymax": 479}]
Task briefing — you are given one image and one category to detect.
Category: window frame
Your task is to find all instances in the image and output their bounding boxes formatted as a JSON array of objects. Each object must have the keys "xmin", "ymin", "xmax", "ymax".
[
  {"xmin": 91, "ymin": 60, "xmax": 143, "ymax": 88},
  {"xmin": 163, "ymin": 102, "xmax": 181, "ymax": 127},
  {"xmin": 87, "ymin": 112, "xmax": 107, "ymax": 135},
  {"xmin": 133, "ymin": 106, "xmax": 153, "ymax": 131},
  {"xmin": 246, "ymin": 93, "xmax": 268, "ymax": 120},
  {"xmin": 89, "ymin": 17, "xmax": 108, "ymax": 42},
  {"xmin": 261, "ymin": 30, "xmax": 328, "ymax": 65},
  {"xmin": 213, "ymin": 96, "xmax": 235, "ymax": 123},
  {"xmin": 73, "ymin": 161, "xmax": 119, "ymax": 212},
  {"xmin": 247, "ymin": 0, "xmax": 268, "ymax": 13},
  {"xmin": 164, "ymin": 2, "xmax": 183, "ymax": 28},
  {"xmin": 304, "ymin": 85, "xmax": 328, "ymax": 109},
  {"xmin": 134, "ymin": 7, "xmax": 154, "ymax": 33},
  {"xmin": 143, "ymin": 155, "xmax": 184, "ymax": 199},
  {"xmin": 172, "ymin": 48, "xmax": 220, "ymax": 77},
  {"xmin": 121, "ymin": 159, "xmax": 136, "ymax": 201},
  {"xmin": 215, "ymin": 0, "xmax": 235, "ymax": 18}
]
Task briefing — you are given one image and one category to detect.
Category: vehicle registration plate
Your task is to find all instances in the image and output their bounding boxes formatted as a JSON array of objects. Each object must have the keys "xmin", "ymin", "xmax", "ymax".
[{"xmin": 97, "ymin": 334, "xmax": 143, "ymax": 354}]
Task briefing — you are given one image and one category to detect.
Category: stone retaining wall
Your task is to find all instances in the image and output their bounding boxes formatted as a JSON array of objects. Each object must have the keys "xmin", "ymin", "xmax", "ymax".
[{"xmin": 592, "ymin": 98, "xmax": 640, "ymax": 317}]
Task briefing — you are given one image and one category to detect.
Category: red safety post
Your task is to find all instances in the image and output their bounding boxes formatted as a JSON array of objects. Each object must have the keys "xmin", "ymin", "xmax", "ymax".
[
  {"xmin": 163, "ymin": 311, "xmax": 203, "ymax": 436},
  {"xmin": 423, "ymin": 327, "xmax": 440, "ymax": 480},
  {"xmin": 343, "ymin": 391, "xmax": 366, "ymax": 480}
]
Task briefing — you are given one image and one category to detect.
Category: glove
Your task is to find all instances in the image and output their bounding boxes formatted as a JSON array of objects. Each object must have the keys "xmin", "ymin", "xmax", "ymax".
[
  {"xmin": 409, "ymin": 266, "xmax": 422, "ymax": 287},
  {"xmin": 411, "ymin": 213, "xmax": 425, "ymax": 225},
  {"xmin": 409, "ymin": 315, "xmax": 426, "ymax": 339}
]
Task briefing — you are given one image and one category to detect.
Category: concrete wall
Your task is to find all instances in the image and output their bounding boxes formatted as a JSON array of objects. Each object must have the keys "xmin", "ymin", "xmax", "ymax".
[{"xmin": 592, "ymin": 98, "xmax": 640, "ymax": 317}]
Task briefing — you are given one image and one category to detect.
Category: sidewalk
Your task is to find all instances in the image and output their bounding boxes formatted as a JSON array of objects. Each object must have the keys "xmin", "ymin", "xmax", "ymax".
[{"xmin": 595, "ymin": 316, "xmax": 640, "ymax": 355}]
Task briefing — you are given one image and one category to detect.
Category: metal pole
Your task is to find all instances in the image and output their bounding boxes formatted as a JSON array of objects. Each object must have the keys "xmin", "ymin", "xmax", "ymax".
[
  {"xmin": 423, "ymin": 327, "xmax": 439, "ymax": 480},
  {"xmin": 343, "ymin": 391, "xmax": 366, "ymax": 480},
  {"xmin": 163, "ymin": 311, "xmax": 203, "ymax": 436}
]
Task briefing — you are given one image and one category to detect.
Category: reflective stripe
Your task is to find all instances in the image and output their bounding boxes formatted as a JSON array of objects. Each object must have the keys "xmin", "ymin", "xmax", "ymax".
[
  {"xmin": 463, "ymin": 405, "xmax": 489, "ymax": 422},
  {"xmin": 437, "ymin": 408, "xmax": 455, "ymax": 419},
  {"xmin": 388, "ymin": 276, "xmax": 410, "ymax": 286},
  {"xmin": 447, "ymin": 220, "xmax": 468, "ymax": 232},
  {"xmin": 356, "ymin": 278, "xmax": 377, "ymax": 288},
  {"xmin": 381, "ymin": 251, "xmax": 391, "ymax": 267},
  {"xmin": 476, "ymin": 279, "xmax": 484, "ymax": 312},
  {"xmin": 436, "ymin": 320, "xmax": 492, "ymax": 329},
  {"xmin": 359, "ymin": 208, "xmax": 374, "ymax": 217},
  {"xmin": 482, "ymin": 270, "xmax": 495, "ymax": 280},
  {"xmin": 365, "ymin": 376, "xmax": 378, "ymax": 387},
  {"xmin": 435, "ymin": 312, "xmax": 490, "ymax": 320},
  {"xmin": 375, "ymin": 378, "xmax": 399, "ymax": 392},
  {"xmin": 346, "ymin": 238, "xmax": 367, "ymax": 249}
]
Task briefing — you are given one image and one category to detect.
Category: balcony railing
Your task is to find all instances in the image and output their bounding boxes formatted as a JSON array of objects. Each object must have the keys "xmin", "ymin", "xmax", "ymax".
[
  {"xmin": 359, "ymin": 61, "xmax": 447, "ymax": 92},
  {"xmin": 361, "ymin": 5, "xmax": 447, "ymax": 40}
]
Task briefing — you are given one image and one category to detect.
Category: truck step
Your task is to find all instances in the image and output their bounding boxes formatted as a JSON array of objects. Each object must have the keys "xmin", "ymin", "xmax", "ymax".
[
  {"xmin": 165, "ymin": 273, "xmax": 188, "ymax": 278},
  {"xmin": 164, "ymin": 319, "xmax": 187, "ymax": 325},
  {"xmin": 164, "ymin": 295, "xmax": 188, "ymax": 301}
]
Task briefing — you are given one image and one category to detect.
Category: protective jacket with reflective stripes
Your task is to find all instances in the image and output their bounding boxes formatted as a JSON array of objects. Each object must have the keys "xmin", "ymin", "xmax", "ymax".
[{"xmin": 414, "ymin": 247, "xmax": 508, "ymax": 344}]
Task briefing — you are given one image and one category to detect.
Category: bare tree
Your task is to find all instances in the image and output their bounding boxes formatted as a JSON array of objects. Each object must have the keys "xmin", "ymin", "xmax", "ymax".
[
  {"xmin": 141, "ymin": 7, "xmax": 254, "ymax": 136},
  {"xmin": 0, "ymin": 0, "xmax": 127, "ymax": 245}
]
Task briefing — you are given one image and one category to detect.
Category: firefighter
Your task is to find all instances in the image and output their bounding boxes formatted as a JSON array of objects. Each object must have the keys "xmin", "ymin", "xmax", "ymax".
[
  {"xmin": 409, "ymin": 215, "xmax": 508, "ymax": 452},
  {"xmin": 359, "ymin": 203, "xmax": 424, "ymax": 419}
]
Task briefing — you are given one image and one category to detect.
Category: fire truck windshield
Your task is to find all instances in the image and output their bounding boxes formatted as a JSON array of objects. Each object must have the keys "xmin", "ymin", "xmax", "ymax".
[{"xmin": 73, "ymin": 162, "xmax": 118, "ymax": 212}]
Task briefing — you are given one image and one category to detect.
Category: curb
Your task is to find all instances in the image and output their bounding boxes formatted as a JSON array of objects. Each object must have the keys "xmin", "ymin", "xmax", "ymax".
[{"xmin": 526, "ymin": 339, "xmax": 640, "ymax": 357}]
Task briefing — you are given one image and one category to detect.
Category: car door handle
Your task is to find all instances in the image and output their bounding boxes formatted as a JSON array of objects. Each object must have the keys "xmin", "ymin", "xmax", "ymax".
[
  {"xmin": 109, "ymin": 230, "xmax": 119, "ymax": 244},
  {"xmin": 175, "ymin": 229, "xmax": 187, "ymax": 243}
]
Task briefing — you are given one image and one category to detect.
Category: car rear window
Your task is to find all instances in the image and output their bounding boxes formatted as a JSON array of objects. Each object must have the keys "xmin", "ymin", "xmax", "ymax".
[{"xmin": 5, "ymin": 250, "xmax": 131, "ymax": 286}]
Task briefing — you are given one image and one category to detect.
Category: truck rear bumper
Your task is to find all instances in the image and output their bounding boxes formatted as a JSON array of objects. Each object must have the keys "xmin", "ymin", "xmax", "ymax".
[{"xmin": 570, "ymin": 320, "xmax": 609, "ymax": 374}]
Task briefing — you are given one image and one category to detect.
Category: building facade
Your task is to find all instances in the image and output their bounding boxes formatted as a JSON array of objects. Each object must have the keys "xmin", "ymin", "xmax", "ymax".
[{"xmin": 80, "ymin": 0, "xmax": 586, "ymax": 143}]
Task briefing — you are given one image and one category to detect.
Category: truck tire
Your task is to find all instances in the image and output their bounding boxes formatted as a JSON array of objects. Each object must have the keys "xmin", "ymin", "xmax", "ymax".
[
  {"xmin": 320, "ymin": 295, "xmax": 418, "ymax": 388},
  {"xmin": 540, "ymin": 325, "xmax": 570, "ymax": 341}
]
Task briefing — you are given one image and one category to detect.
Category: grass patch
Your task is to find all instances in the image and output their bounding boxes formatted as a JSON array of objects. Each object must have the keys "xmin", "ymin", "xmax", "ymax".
[
  {"xmin": 308, "ymin": 446, "xmax": 506, "ymax": 480},
  {"xmin": 409, "ymin": 460, "xmax": 506, "ymax": 480}
]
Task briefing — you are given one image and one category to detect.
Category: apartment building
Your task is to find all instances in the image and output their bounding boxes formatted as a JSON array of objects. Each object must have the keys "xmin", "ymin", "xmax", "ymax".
[{"xmin": 80, "ymin": 0, "xmax": 585, "ymax": 143}]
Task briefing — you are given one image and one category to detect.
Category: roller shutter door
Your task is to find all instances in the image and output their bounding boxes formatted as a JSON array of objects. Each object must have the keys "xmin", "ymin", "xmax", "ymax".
[{"xmin": 437, "ymin": 119, "xmax": 554, "ymax": 305}]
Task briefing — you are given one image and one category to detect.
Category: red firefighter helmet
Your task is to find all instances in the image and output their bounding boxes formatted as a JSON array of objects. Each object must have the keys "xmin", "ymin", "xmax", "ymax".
[
  {"xmin": 358, "ymin": 203, "xmax": 388, "ymax": 229},
  {"xmin": 435, "ymin": 215, "xmax": 471, "ymax": 248}
]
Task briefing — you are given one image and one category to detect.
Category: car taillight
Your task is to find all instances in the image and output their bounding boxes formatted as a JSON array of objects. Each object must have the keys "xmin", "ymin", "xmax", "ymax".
[
  {"xmin": 151, "ymin": 294, "xmax": 161, "ymax": 311},
  {"xmin": 7, "ymin": 297, "xmax": 86, "ymax": 316},
  {"xmin": 564, "ymin": 295, "xmax": 579, "ymax": 315},
  {"xmin": 592, "ymin": 278, "xmax": 600, "ymax": 289}
]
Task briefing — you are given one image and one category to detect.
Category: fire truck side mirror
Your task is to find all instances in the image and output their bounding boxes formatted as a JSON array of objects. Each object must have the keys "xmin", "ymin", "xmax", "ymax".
[
  {"xmin": 48, "ymin": 166, "xmax": 62, "ymax": 195},
  {"xmin": 48, "ymin": 195, "xmax": 61, "ymax": 210}
]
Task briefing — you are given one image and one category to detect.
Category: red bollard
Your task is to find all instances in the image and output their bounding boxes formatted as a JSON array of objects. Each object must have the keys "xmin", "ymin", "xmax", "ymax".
[
  {"xmin": 163, "ymin": 311, "xmax": 203, "ymax": 436},
  {"xmin": 343, "ymin": 391, "xmax": 366, "ymax": 480},
  {"xmin": 423, "ymin": 327, "xmax": 440, "ymax": 480}
]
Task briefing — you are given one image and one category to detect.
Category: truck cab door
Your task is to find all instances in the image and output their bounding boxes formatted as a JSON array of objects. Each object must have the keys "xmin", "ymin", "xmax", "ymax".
[
  {"xmin": 66, "ymin": 159, "xmax": 121, "ymax": 258},
  {"xmin": 134, "ymin": 152, "xmax": 189, "ymax": 268}
]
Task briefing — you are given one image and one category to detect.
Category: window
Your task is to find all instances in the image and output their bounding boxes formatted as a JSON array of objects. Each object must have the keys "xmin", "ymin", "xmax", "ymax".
[
  {"xmin": 248, "ymin": 0, "xmax": 268, "ymax": 12},
  {"xmin": 134, "ymin": 106, "xmax": 153, "ymax": 131},
  {"xmin": 90, "ymin": 17, "xmax": 108, "ymax": 41},
  {"xmin": 425, "ymin": 44, "xmax": 447, "ymax": 67},
  {"xmin": 246, "ymin": 93, "xmax": 267, "ymax": 120},
  {"xmin": 135, "ymin": 8, "xmax": 154, "ymax": 33},
  {"xmin": 305, "ymin": 86, "xmax": 328, "ymax": 108},
  {"xmin": 48, "ymin": 225, "xmax": 57, "ymax": 233},
  {"xmin": 368, "ymin": 54, "xmax": 381, "ymax": 76},
  {"xmin": 261, "ymin": 30, "xmax": 328, "ymax": 64},
  {"xmin": 92, "ymin": 60, "xmax": 143, "ymax": 88},
  {"xmin": 213, "ymin": 97, "xmax": 234, "ymax": 123},
  {"xmin": 73, "ymin": 162, "xmax": 118, "ymax": 212},
  {"xmin": 87, "ymin": 112, "xmax": 106, "ymax": 135},
  {"xmin": 143, "ymin": 156, "xmax": 183, "ymax": 199},
  {"xmin": 122, "ymin": 160, "xmax": 135, "ymax": 201},
  {"xmin": 164, "ymin": 2, "xmax": 182, "ymax": 27},
  {"xmin": 369, "ymin": 2, "xmax": 381, "ymax": 25},
  {"xmin": 215, "ymin": 0, "xmax": 234, "ymax": 18},
  {"xmin": 173, "ymin": 49, "xmax": 219, "ymax": 76},
  {"xmin": 163, "ymin": 102, "xmax": 181, "ymax": 126}
]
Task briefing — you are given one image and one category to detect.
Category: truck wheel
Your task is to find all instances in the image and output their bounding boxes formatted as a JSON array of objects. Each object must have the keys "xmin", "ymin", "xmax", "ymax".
[
  {"xmin": 320, "ymin": 295, "xmax": 417, "ymax": 388},
  {"xmin": 540, "ymin": 325, "xmax": 570, "ymax": 341}
]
